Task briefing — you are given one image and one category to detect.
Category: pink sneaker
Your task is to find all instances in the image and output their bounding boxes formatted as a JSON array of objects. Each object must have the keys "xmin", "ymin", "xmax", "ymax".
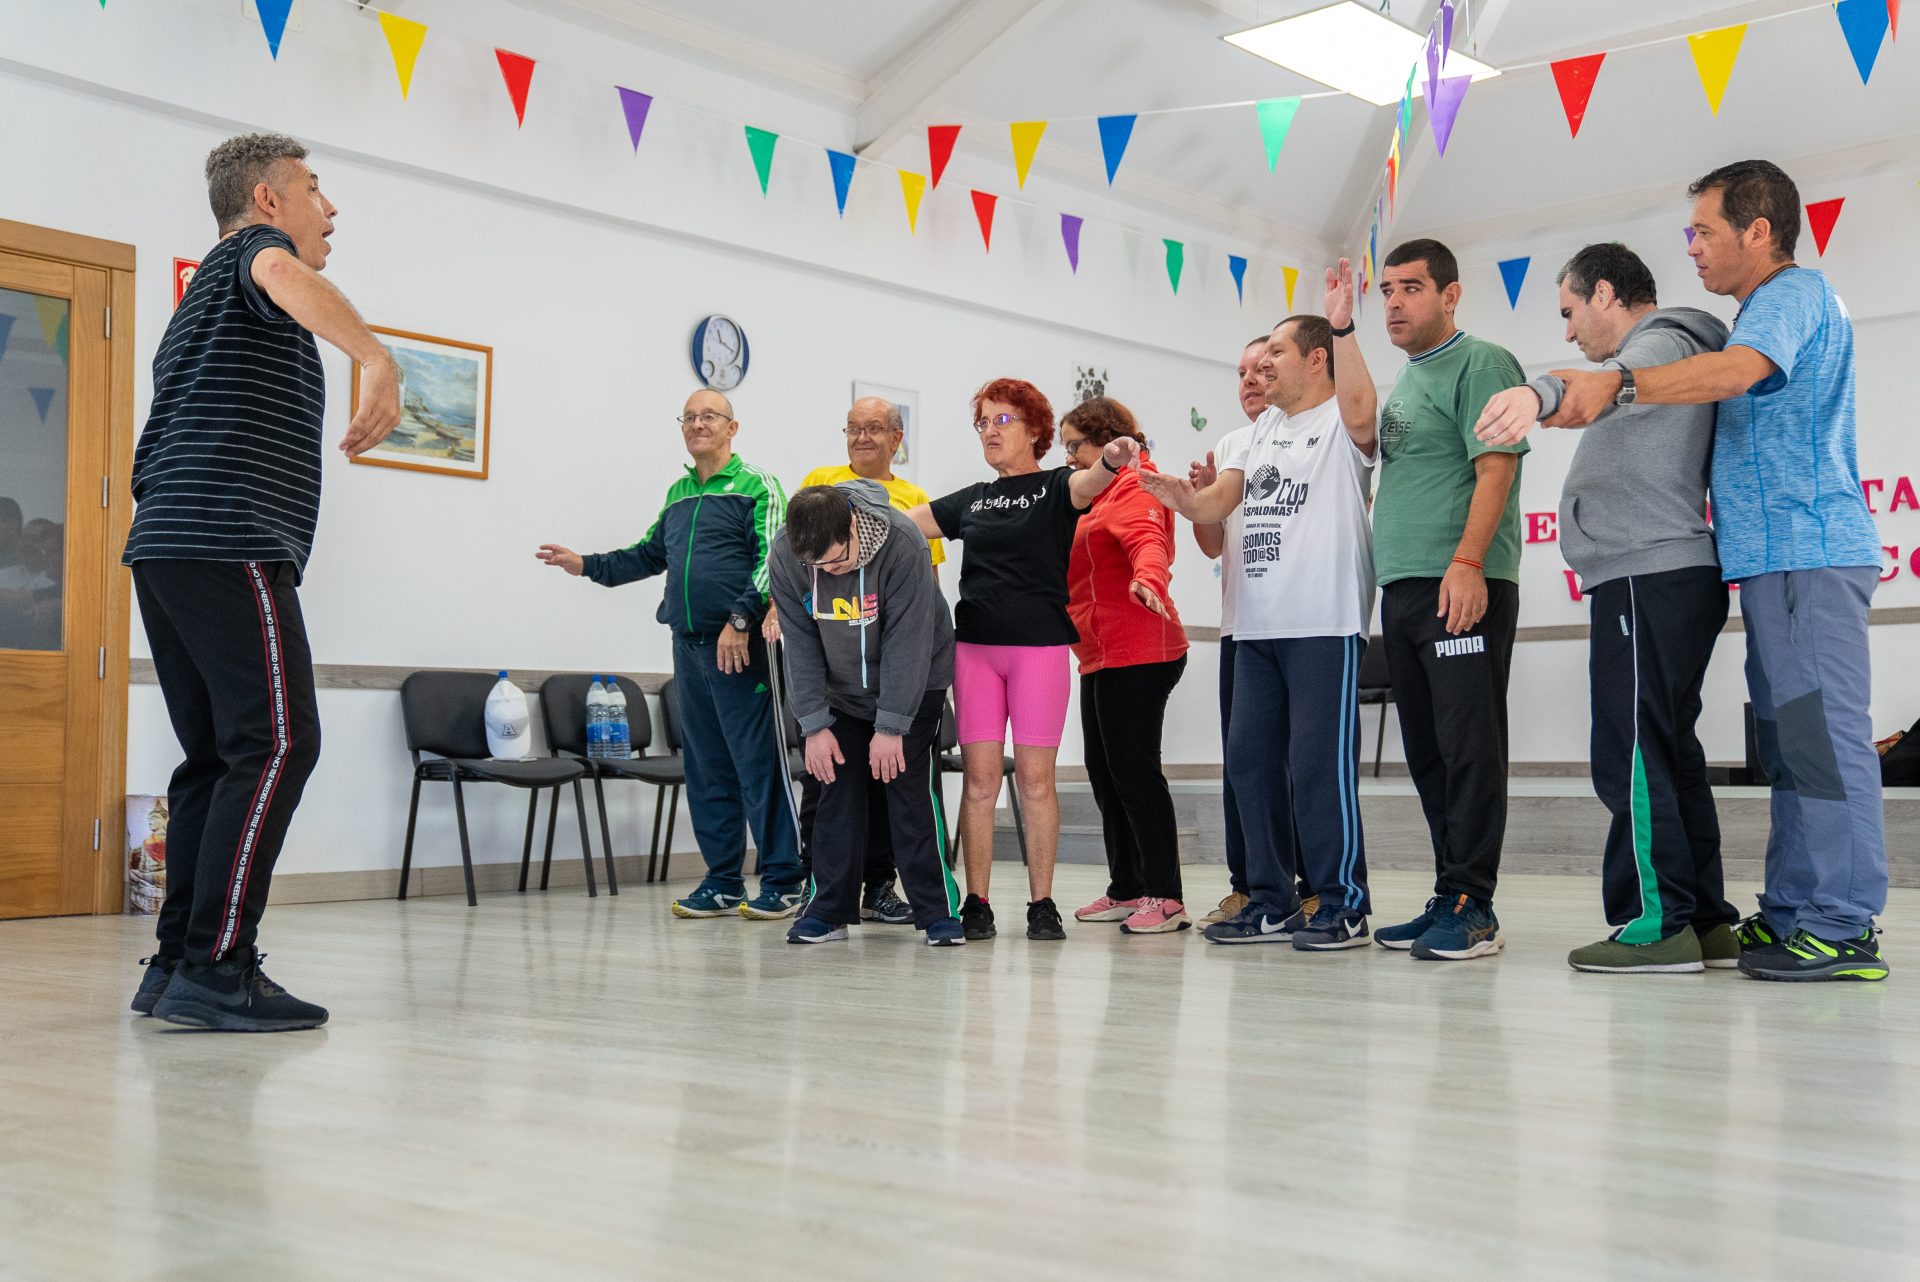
[
  {"xmin": 1074, "ymin": 895, "xmax": 1143, "ymax": 922},
  {"xmin": 1120, "ymin": 898, "xmax": 1191, "ymax": 934}
]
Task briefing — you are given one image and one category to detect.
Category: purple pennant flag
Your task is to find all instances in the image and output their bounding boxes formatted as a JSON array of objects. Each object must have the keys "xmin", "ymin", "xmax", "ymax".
[
  {"xmin": 1684, "ymin": 226, "xmax": 1696, "ymax": 247},
  {"xmin": 1424, "ymin": 23, "xmax": 1441, "ymax": 101},
  {"xmin": 1061, "ymin": 213, "xmax": 1084, "ymax": 273},
  {"xmin": 616, "ymin": 87, "xmax": 653, "ymax": 151},
  {"xmin": 1441, "ymin": 0, "xmax": 1456, "ymax": 61},
  {"xmin": 1428, "ymin": 74, "xmax": 1472, "ymax": 157}
]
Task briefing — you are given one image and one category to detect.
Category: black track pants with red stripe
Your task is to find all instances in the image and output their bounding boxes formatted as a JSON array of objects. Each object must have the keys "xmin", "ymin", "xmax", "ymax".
[{"xmin": 134, "ymin": 560, "xmax": 320, "ymax": 964}]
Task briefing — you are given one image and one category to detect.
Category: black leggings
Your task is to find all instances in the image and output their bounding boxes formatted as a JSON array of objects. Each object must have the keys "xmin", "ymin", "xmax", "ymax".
[{"xmin": 1080, "ymin": 656, "xmax": 1187, "ymax": 900}]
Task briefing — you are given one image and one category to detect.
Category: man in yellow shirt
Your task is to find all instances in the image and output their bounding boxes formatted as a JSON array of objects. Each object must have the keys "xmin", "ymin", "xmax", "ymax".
[{"xmin": 771, "ymin": 397, "xmax": 943, "ymax": 924}]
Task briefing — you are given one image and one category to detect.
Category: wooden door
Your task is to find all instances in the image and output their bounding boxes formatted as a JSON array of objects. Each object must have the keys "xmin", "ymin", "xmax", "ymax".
[{"xmin": 0, "ymin": 222, "xmax": 135, "ymax": 919}]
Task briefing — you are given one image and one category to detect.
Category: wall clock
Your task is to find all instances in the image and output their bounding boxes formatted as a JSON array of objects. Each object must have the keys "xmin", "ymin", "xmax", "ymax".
[{"xmin": 691, "ymin": 315, "xmax": 749, "ymax": 391}]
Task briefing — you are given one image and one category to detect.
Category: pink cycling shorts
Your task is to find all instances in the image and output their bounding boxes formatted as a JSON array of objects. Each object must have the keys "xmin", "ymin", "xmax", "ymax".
[{"xmin": 952, "ymin": 642, "xmax": 1072, "ymax": 748}]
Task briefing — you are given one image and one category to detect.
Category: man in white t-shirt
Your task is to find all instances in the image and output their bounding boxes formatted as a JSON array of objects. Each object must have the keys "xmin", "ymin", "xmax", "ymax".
[{"xmin": 1142, "ymin": 261, "xmax": 1379, "ymax": 950}]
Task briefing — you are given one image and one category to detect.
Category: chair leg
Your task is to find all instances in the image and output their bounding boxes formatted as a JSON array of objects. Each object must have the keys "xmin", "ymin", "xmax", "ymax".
[
  {"xmin": 660, "ymin": 784, "xmax": 680, "ymax": 883},
  {"xmin": 540, "ymin": 785, "xmax": 559, "ymax": 891},
  {"xmin": 575, "ymin": 779, "xmax": 599, "ymax": 898},
  {"xmin": 451, "ymin": 774, "xmax": 479, "ymax": 907},
  {"xmin": 1007, "ymin": 771, "xmax": 1029, "ymax": 866},
  {"xmin": 398, "ymin": 776, "xmax": 422, "ymax": 900},
  {"xmin": 519, "ymin": 788, "xmax": 539, "ymax": 894},
  {"xmin": 647, "ymin": 784, "xmax": 665, "ymax": 884},
  {"xmin": 1373, "ymin": 702, "xmax": 1388, "ymax": 779},
  {"xmin": 592, "ymin": 773, "xmax": 619, "ymax": 895}
]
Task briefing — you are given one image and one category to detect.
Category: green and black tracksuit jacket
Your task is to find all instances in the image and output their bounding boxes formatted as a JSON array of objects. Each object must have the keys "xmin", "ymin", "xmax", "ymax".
[{"xmin": 582, "ymin": 454, "xmax": 787, "ymax": 637}]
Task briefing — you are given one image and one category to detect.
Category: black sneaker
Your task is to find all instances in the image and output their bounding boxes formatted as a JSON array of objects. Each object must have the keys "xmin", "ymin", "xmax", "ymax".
[
  {"xmin": 961, "ymin": 893, "xmax": 996, "ymax": 940},
  {"xmin": 151, "ymin": 952, "xmax": 329, "ymax": 1032},
  {"xmin": 1026, "ymin": 898, "xmax": 1066, "ymax": 941},
  {"xmin": 131, "ymin": 955, "xmax": 178, "ymax": 1016},
  {"xmin": 1738, "ymin": 927, "xmax": 1889, "ymax": 982},
  {"xmin": 862, "ymin": 881, "xmax": 914, "ymax": 925}
]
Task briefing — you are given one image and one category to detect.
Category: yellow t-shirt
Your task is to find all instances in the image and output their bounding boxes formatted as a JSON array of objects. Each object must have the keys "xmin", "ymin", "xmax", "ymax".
[{"xmin": 797, "ymin": 465, "xmax": 945, "ymax": 566}]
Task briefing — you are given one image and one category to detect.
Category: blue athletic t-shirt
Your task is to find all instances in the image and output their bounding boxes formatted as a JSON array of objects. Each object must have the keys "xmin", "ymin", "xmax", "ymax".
[{"xmin": 1712, "ymin": 266, "xmax": 1879, "ymax": 582}]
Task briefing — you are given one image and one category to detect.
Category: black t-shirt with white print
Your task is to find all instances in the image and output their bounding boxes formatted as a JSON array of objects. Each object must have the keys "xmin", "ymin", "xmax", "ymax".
[{"xmin": 928, "ymin": 465, "xmax": 1084, "ymax": 646}]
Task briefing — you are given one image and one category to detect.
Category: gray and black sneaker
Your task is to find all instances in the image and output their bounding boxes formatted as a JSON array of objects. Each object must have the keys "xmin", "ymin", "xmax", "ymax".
[
  {"xmin": 131, "ymin": 955, "xmax": 178, "ymax": 1016},
  {"xmin": 1026, "ymin": 898, "xmax": 1067, "ymax": 941},
  {"xmin": 862, "ymin": 882, "xmax": 914, "ymax": 925},
  {"xmin": 151, "ymin": 951, "xmax": 329, "ymax": 1032}
]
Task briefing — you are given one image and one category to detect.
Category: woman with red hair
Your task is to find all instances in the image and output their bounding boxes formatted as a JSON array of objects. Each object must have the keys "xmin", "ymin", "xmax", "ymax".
[
  {"xmin": 1057, "ymin": 398, "xmax": 1191, "ymax": 933},
  {"xmin": 909, "ymin": 378, "xmax": 1139, "ymax": 942}
]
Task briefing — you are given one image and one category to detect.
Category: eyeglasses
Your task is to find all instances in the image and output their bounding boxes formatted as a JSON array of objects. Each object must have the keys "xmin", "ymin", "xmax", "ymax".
[
  {"xmin": 803, "ymin": 547, "xmax": 852, "ymax": 569},
  {"xmin": 675, "ymin": 412, "xmax": 731, "ymax": 428},
  {"xmin": 973, "ymin": 412, "xmax": 1024, "ymax": 433},
  {"xmin": 843, "ymin": 425, "xmax": 893, "ymax": 439},
  {"xmin": 1061, "ymin": 437, "xmax": 1092, "ymax": 455}
]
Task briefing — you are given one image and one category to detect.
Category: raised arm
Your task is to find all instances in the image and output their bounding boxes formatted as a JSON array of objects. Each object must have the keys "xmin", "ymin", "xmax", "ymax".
[
  {"xmin": 250, "ymin": 245, "xmax": 400, "ymax": 456},
  {"xmin": 1067, "ymin": 437, "xmax": 1143, "ymax": 508},
  {"xmin": 1325, "ymin": 258, "xmax": 1378, "ymax": 455}
]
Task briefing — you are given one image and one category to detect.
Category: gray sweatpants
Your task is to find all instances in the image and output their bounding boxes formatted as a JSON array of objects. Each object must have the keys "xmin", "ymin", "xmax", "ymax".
[{"xmin": 1740, "ymin": 566, "xmax": 1887, "ymax": 938}]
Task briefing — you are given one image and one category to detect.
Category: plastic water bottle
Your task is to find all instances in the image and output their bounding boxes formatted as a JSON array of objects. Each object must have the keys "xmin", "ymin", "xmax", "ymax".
[
  {"xmin": 586, "ymin": 676, "xmax": 610, "ymax": 760},
  {"xmin": 605, "ymin": 677, "xmax": 632, "ymax": 759},
  {"xmin": 485, "ymin": 671, "xmax": 532, "ymax": 760}
]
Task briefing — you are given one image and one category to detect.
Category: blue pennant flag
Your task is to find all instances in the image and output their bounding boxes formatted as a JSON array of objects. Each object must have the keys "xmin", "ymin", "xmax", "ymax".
[
  {"xmin": 29, "ymin": 388, "xmax": 55, "ymax": 423},
  {"xmin": 1097, "ymin": 114, "xmax": 1136, "ymax": 185},
  {"xmin": 1498, "ymin": 256, "xmax": 1531, "ymax": 309},
  {"xmin": 0, "ymin": 315, "xmax": 14, "ymax": 365},
  {"xmin": 255, "ymin": 0, "xmax": 294, "ymax": 59},
  {"xmin": 1228, "ymin": 255, "xmax": 1248, "ymax": 303},
  {"xmin": 826, "ymin": 149, "xmax": 857, "ymax": 217},
  {"xmin": 1835, "ymin": 0, "xmax": 1890, "ymax": 84}
]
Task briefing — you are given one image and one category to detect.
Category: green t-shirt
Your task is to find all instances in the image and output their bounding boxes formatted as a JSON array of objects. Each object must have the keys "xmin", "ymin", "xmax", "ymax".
[{"xmin": 1373, "ymin": 332, "xmax": 1528, "ymax": 586}]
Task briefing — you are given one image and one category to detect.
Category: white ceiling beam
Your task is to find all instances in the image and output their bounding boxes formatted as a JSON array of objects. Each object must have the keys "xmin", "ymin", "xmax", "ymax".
[{"xmin": 853, "ymin": 0, "xmax": 1055, "ymax": 159}]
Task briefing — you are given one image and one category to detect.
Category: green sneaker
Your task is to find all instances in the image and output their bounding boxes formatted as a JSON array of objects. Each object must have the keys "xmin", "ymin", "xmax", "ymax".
[
  {"xmin": 1738, "ymin": 928, "xmax": 1889, "ymax": 982},
  {"xmin": 1695, "ymin": 922, "xmax": 1741, "ymax": 969},
  {"xmin": 1732, "ymin": 913, "xmax": 1780, "ymax": 951},
  {"xmin": 1568, "ymin": 930, "xmax": 1705, "ymax": 974}
]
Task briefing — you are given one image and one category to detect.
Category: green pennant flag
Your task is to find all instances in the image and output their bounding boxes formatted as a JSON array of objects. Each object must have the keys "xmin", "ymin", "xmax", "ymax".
[
  {"xmin": 744, "ymin": 126, "xmax": 778, "ymax": 195},
  {"xmin": 1254, "ymin": 98, "xmax": 1300, "ymax": 172},
  {"xmin": 1164, "ymin": 239, "xmax": 1185, "ymax": 294}
]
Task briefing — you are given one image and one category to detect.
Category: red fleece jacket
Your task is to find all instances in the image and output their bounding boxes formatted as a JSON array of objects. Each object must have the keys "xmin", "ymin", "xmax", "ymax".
[{"xmin": 1067, "ymin": 451, "xmax": 1188, "ymax": 675}]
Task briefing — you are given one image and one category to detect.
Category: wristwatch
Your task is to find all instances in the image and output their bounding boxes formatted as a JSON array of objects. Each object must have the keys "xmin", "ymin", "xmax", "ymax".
[
  {"xmin": 728, "ymin": 612, "xmax": 751, "ymax": 633},
  {"xmin": 1613, "ymin": 368, "xmax": 1637, "ymax": 407}
]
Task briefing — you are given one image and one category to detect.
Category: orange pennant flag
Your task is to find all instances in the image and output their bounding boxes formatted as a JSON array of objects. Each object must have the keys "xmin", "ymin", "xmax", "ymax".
[
  {"xmin": 1686, "ymin": 24, "xmax": 1746, "ymax": 116},
  {"xmin": 1009, "ymin": 121, "xmax": 1047, "ymax": 189},
  {"xmin": 899, "ymin": 171, "xmax": 927, "ymax": 234},
  {"xmin": 378, "ymin": 13, "xmax": 428, "ymax": 100}
]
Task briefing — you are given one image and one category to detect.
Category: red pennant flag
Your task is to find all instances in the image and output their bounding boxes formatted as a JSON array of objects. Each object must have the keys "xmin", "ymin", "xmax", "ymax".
[
  {"xmin": 1806, "ymin": 197, "xmax": 1845, "ymax": 256},
  {"xmin": 1550, "ymin": 53, "xmax": 1606, "ymax": 139},
  {"xmin": 1891, "ymin": 1, "xmax": 1902, "ymax": 39},
  {"xmin": 929, "ymin": 125, "xmax": 961, "ymax": 190},
  {"xmin": 495, "ymin": 49, "xmax": 535, "ymax": 127},
  {"xmin": 970, "ymin": 190, "xmax": 997, "ymax": 251}
]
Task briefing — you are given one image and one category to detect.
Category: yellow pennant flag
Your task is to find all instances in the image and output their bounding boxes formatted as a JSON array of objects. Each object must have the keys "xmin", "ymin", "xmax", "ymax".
[
  {"xmin": 1282, "ymin": 265, "xmax": 1299, "ymax": 313},
  {"xmin": 899, "ymin": 170, "xmax": 927, "ymax": 234},
  {"xmin": 379, "ymin": 12, "xmax": 428, "ymax": 100},
  {"xmin": 34, "ymin": 297, "xmax": 65, "ymax": 351},
  {"xmin": 1009, "ymin": 120, "xmax": 1047, "ymax": 189},
  {"xmin": 1686, "ymin": 24, "xmax": 1746, "ymax": 116}
]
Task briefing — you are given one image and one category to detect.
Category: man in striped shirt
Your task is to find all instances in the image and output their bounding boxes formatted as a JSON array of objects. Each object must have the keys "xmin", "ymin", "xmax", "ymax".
[{"xmin": 126, "ymin": 133, "xmax": 400, "ymax": 1032}]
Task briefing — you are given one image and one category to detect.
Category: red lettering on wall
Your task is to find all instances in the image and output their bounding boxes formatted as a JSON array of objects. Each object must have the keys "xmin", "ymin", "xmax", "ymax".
[
  {"xmin": 1863, "ymin": 478, "xmax": 1886, "ymax": 513},
  {"xmin": 1892, "ymin": 477, "xmax": 1919, "ymax": 513},
  {"xmin": 1526, "ymin": 512, "xmax": 1558, "ymax": 544},
  {"xmin": 1883, "ymin": 547, "xmax": 1901, "ymax": 583},
  {"xmin": 1912, "ymin": 547, "xmax": 1920, "ymax": 578},
  {"xmin": 1563, "ymin": 569, "xmax": 1583, "ymax": 601}
]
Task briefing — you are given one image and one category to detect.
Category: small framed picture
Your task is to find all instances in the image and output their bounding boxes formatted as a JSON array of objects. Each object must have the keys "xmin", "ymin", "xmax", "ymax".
[
  {"xmin": 851, "ymin": 381, "xmax": 918, "ymax": 476},
  {"xmin": 349, "ymin": 326, "xmax": 493, "ymax": 480}
]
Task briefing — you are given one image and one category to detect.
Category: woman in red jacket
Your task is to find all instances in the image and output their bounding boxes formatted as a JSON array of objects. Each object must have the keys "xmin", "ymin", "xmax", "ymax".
[{"xmin": 1061, "ymin": 398, "xmax": 1192, "ymax": 933}]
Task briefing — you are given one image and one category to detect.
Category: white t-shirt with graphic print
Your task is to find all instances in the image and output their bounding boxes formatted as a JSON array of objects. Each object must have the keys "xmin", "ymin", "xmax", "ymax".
[{"xmin": 1219, "ymin": 396, "xmax": 1376, "ymax": 640}]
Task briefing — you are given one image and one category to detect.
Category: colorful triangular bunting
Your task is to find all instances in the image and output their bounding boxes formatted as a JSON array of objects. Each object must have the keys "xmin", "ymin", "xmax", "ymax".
[
  {"xmin": 971, "ymin": 190, "xmax": 997, "ymax": 251},
  {"xmin": 898, "ymin": 171, "xmax": 926, "ymax": 234},
  {"xmin": 1282, "ymin": 266, "xmax": 1299, "ymax": 312},
  {"xmin": 378, "ymin": 12, "xmax": 427, "ymax": 99},
  {"xmin": 0, "ymin": 315, "xmax": 13, "ymax": 365},
  {"xmin": 1097, "ymin": 115, "xmax": 1136, "ymax": 185},
  {"xmin": 1686, "ymin": 25, "xmax": 1746, "ymax": 116},
  {"xmin": 33, "ymin": 298, "xmax": 64, "ymax": 353},
  {"xmin": 1498, "ymin": 257, "xmax": 1530, "ymax": 309},
  {"xmin": 1684, "ymin": 226, "xmax": 1697, "ymax": 247},
  {"xmin": 1228, "ymin": 255, "xmax": 1248, "ymax": 304},
  {"xmin": 254, "ymin": 0, "xmax": 293, "ymax": 59},
  {"xmin": 1806, "ymin": 197, "xmax": 1845, "ymax": 256},
  {"xmin": 1010, "ymin": 121, "xmax": 1047, "ymax": 189},
  {"xmin": 1891, "ymin": 0, "xmax": 1903, "ymax": 40},
  {"xmin": 1164, "ymin": 239, "xmax": 1184, "ymax": 294},
  {"xmin": 744, "ymin": 126, "xmax": 778, "ymax": 195},
  {"xmin": 928, "ymin": 125, "xmax": 960, "ymax": 189},
  {"xmin": 1428, "ymin": 75, "xmax": 1471, "ymax": 156},
  {"xmin": 616, "ymin": 87, "xmax": 653, "ymax": 151},
  {"xmin": 1254, "ymin": 98, "xmax": 1300, "ymax": 172},
  {"xmin": 29, "ymin": 388, "xmax": 55, "ymax": 423},
  {"xmin": 495, "ymin": 49, "xmax": 536, "ymax": 127},
  {"xmin": 826, "ymin": 150, "xmax": 857, "ymax": 217},
  {"xmin": 1835, "ymin": 0, "xmax": 1890, "ymax": 83},
  {"xmin": 1061, "ymin": 214, "xmax": 1083, "ymax": 273},
  {"xmin": 1550, "ymin": 53, "xmax": 1606, "ymax": 139}
]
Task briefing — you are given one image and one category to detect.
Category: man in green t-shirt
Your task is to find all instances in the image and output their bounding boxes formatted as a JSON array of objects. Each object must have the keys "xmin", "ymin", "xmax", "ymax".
[{"xmin": 1367, "ymin": 238, "xmax": 1527, "ymax": 963}]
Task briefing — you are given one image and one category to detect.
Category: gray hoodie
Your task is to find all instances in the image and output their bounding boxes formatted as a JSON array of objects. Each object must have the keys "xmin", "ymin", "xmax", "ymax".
[
  {"xmin": 1530, "ymin": 306, "xmax": 1729, "ymax": 589},
  {"xmin": 769, "ymin": 479, "xmax": 955, "ymax": 736}
]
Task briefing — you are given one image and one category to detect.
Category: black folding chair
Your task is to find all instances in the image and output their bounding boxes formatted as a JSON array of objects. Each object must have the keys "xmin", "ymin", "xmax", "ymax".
[
  {"xmin": 397, "ymin": 671, "xmax": 595, "ymax": 906},
  {"xmin": 1356, "ymin": 635, "xmax": 1394, "ymax": 778},
  {"xmin": 538, "ymin": 673, "xmax": 685, "ymax": 886},
  {"xmin": 936, "ymin": 695, "xmax": 1026, "ymax": 867}
]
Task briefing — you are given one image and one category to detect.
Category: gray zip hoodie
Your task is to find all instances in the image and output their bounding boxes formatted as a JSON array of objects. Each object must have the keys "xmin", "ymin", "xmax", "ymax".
[
  {"xmin": 769, "ymin": 479, "xmax": 955, "ymax": 736},
  {"xmin": 1529, "ymin": 306, "xmax": 1729, "ymax": 589}
]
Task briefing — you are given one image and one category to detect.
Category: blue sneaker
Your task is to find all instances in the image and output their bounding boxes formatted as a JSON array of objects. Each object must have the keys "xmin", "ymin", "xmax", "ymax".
[
  {"xmin": 1374, "ymin": 896, "xmax": 1443, "ymax": 950},
  {"xmin": 1291, "ymin": 906, "xmax": 1371, "ymax": 951},
  {"xmin": 925, "ymin": 917, "xmax": 967, "ymax": 947},
  {"xmin": 1410, "ymin": 894, "xmax": 1503, "ymax": 961},
  {"xmin": 1203, "ymin": 903, "xmax": 1306, "ymax": 945},
  {"xmin": 671, "ymin": 885, "xmax": 744, "ymax": 918},
  {"xmin": 739, "ymin": 888, "xmax": 803, "ymax": 920},
  {"xmin": 787, "ymin": 916, "xmax": 849, "ymax": 944}
]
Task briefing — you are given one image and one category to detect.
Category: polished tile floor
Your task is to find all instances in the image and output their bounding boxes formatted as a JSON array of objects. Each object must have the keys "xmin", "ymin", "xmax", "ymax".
[{"xmin": 0, "ymin": 867, "xmax": 1912, "ymax": 1280}]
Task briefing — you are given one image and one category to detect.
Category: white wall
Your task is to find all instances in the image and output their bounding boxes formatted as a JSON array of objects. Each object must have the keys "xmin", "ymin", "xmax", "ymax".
[{"xmin": 6, "ymin": 0, "xmax": 1916, "ymax": 881}]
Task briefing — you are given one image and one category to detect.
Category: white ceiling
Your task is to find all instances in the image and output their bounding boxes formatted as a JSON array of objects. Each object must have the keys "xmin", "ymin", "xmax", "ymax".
[{"xmin": 507, "ymin": 0, "xmax": 1920, "ymax": 256}]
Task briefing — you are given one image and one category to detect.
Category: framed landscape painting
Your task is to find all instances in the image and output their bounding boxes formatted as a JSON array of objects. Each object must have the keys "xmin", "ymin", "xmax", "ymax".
[{"xmin": 349, "ymin": 326, "xmax": 493, "ymax": 480}]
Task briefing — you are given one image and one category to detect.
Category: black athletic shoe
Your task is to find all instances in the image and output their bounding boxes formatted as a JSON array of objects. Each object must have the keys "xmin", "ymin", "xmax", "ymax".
[
  {"xmin": 961, "ymin": 893, "xmax": 996, "ymax": 940},
  {"xmin": 1026, "ymin": 898, "xmax": 1067, "ymax": 941},
  {"xmin": 862, "ymin": 882, "xmax": 914, "ymax": 925},
  {"xmin": 131, "ymin": 955, "xmax": 178, "ymax": 1016},
  {"xmin": 1738, "ymin": 927, "xmax": 1889, "ymax": 982},
  {"xmin": 151, "ymin": 951, "xmax": 329, "ymax": 1032}
]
